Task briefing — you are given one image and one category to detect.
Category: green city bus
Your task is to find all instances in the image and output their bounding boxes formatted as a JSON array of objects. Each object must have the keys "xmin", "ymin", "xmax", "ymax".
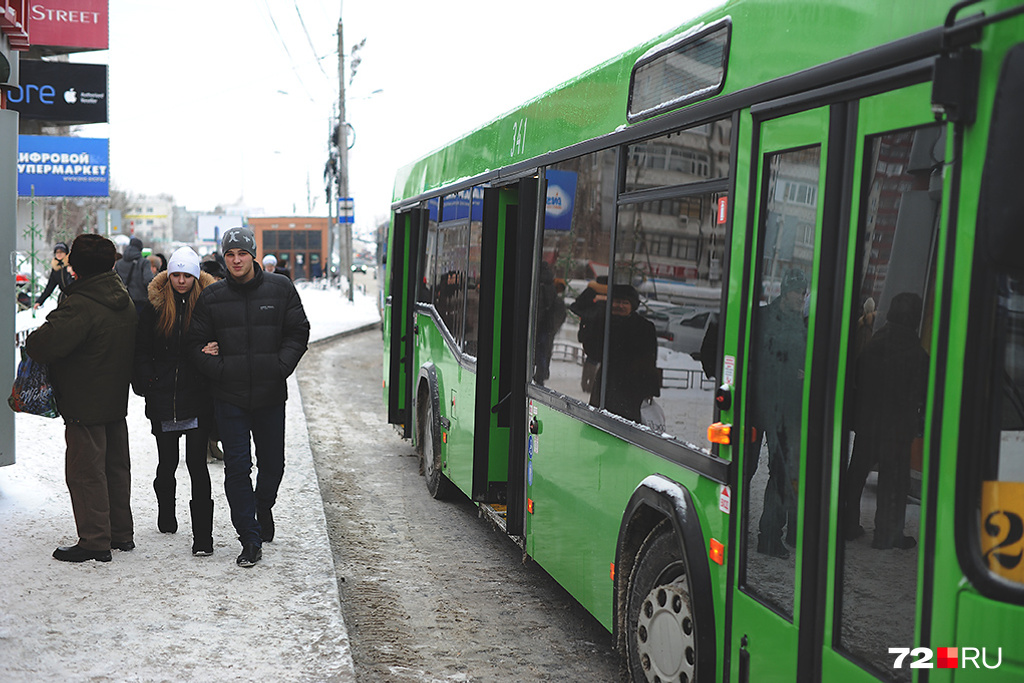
[{"xmin": 381, "ymin": 1, "xmax": 1024, "ymax": 680}]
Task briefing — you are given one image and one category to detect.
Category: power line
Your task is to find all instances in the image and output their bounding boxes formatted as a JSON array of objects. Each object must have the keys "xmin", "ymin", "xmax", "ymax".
[
  {"xmin": 293, "ymin": 0, "xmax": 330, "ymax": 79},
  {"xmin": 258, "ymin": 0, "xmax": 317, "ymax": 102}
]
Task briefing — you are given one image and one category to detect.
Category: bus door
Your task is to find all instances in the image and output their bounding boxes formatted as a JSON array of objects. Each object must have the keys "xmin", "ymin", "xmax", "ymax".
[
  {"xmin": 384, "ymin": 208, "xmax": 424, "ymax": 435},
  {"xmin": 733, "ymin": 83, "xmax": 945, "ymax": 683},
  {"xmin": 731, "ymin": 104, "xmax": 832, "ymax": 683},
  {"xmin": 474, "ymin": 180, "xmax": 538, "ymax": 530}
]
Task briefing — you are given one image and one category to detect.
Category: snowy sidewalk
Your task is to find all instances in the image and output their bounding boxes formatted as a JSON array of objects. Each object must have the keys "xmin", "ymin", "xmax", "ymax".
[{"xmin": 0, "ymin": 285, "xmax": 380, "ymax": 682}]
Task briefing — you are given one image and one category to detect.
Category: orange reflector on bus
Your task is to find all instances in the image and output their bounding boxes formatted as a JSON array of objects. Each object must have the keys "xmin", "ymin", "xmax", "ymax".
[
  {"xmin": 527, "ymin": 498, "xmax": 534, "ymax": 514},
  {"xmin": 710, "ymin": 538, "xmax": 724, "ymax": 565},
  {"xmin": 442, "ymin": 432, "xmax": 447, "ymax": 444},
  {"xmin": 708, "ymin": 422, "xmax": 732, "ymax": 444},
  {"xmin": 610, "ymin": 562, "xmax": 615, "ymax": 581}
]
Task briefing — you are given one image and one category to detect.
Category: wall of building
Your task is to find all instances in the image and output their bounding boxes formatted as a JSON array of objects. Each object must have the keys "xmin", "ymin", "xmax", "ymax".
[{"xmin": 249, "ymin": 216, "xmax": 329, "ymax": 280}]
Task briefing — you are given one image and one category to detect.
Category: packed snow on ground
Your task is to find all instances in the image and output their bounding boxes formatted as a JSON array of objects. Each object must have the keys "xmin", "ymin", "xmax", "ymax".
[{"xmin": 0, "ymin": 283, "xmax": 379, "ymax": 682}]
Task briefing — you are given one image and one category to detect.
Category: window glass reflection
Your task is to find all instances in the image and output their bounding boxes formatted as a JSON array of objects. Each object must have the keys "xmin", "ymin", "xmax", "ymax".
[
  {"xmin": 612, "ymin": 193, "xmax": 725, "ymax": 447},
  {"xmin": 624, "ymin": 119, "xmax": 732, "ymax": 191},
  {"xmin": 744, "ymin": 146, "xmax": 820, "ymax": 619},
  {"xmin": 837, "ymin": 125, "xmax": 943, "ymax": 681},
  {"xmin": 533, "ymin": 150, "xmax": 615, "ymax": 405},
  {"xmin": 464, "ymin": 188, "xmax": 484, "ymax": 356}
]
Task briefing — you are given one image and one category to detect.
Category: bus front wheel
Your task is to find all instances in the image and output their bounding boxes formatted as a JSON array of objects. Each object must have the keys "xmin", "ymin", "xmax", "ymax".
[
  {"xmin": 625, "ymin": 521, "xmax": 696, "ymax": 683},
  {"xmin": 418, "ymin": 387, "xmax": 454, "ymax": 500}
]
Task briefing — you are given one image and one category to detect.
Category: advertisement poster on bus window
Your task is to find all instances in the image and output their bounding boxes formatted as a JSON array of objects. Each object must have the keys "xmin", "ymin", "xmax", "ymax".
[
  {"xmin": 545, "ymin": 169, "xmax": 577, "ymax": 232},
  {"xmin": 17, "ymin": 135, "xmax": 109, "ymax": 197}
]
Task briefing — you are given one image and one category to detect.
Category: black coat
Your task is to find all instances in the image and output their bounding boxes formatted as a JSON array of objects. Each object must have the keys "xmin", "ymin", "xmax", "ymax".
[
  {"xmin": 115, "ymin": 238, "xmax": 155, "ymax": 306},
  {"xmin": 578, "ymin": 311, "xmax": 660, "ymax": 422},
  {"xmin": 187, "ymin": 267, "xmax": 310, "ymax": 411},
  {"xmin": 133, "ymin": 271, "xmax": 216, "ymax": 424},
  {"xmin": 37, "ymin": 258, "xmax": 75, "ymax": 306},
  {"xmin": 25, "ymin": 270, "xmax": 137, "ymax": 425}
]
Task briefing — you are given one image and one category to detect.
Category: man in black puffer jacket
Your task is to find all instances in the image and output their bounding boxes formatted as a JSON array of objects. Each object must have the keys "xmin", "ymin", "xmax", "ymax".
[{"xmin": 188, "ymin": 227, "xmax": 310, "ymax": 567}]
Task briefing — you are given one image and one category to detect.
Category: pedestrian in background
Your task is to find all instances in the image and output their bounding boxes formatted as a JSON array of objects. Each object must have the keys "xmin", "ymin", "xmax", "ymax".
[
  {"xmin": 189, "ymin": 227, "xmax": 310, "ymax": 567},
  {"xmin": 25, "ymin": 233, "xmax": 138, "ymax": 563},
  {"xmin": 35, "ymin": 242, "xmax": 75, "ymax": 308},
  {"xmin": 115, "ymin": 236, "xmax": 155, "ymax": 313},
  {"xmin": 134, "ymin": 247, "xmax": 217, "ymax": 555},
  {"xmin": 262, "ymin": 253, "xmax": 292, "ymax": 280}
]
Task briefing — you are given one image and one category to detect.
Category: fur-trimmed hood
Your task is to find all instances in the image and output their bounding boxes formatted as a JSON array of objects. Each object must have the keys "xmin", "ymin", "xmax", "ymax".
[{"xmin": 147, "ymin": 269, "xmax": 216, "ymax": 311}]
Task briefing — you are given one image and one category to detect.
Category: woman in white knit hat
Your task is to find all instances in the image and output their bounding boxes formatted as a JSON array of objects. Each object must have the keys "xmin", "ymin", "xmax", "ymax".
[{"xmin": 132, "ymin": 247, "xmax": 218, "ymax": 555}]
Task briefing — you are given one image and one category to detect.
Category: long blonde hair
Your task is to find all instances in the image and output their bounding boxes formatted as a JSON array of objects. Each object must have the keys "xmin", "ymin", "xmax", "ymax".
[{"xmin": 150, "ymin": 271, "xmax": 215, "ymax": 339}]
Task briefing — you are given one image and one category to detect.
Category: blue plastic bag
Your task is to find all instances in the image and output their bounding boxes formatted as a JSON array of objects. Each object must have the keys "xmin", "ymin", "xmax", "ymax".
[{"xmin": 8, "ymin": 349, "xmax": 59, "ymax": 418}]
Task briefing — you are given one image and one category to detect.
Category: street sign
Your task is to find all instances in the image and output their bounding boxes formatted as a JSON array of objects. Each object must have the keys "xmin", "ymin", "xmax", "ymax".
[{"xmin": 338, "ymin": 197, "xmax": 354, "ymax": 224}]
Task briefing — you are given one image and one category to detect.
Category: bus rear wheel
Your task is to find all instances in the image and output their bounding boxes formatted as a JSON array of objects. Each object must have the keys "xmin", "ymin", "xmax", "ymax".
[
  {"xmin": 418, "ymin": 387, "xmax": 454, "ymax": 500},
  {"xmin": 626, "ymin": 522, "xmax": 696, "ymax": 683}
]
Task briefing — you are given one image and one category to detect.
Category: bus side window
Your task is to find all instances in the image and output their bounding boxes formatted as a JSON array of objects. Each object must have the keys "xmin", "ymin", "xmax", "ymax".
[
  {"xmin": 532, "ymin": 150, "xmax": 614, "ymax": 405},
  {"xmin": 418, "ymin": 198, "xmax": 439, "ymax": 304}
]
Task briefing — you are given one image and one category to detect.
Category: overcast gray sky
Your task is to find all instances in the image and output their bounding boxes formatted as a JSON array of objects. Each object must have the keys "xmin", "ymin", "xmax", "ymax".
[{"xmin": 73, "ymin": 0, "xmax": 719, "ymax": 232}]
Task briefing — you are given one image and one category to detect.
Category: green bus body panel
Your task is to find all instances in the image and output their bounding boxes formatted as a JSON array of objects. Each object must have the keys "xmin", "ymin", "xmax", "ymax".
[
  {"xmin": 949, "ymin": 592, "xmax": 1024, "ymax": 681},
  {"xmin": 392, "ymin": 0, "xmax": 983, "ymax": 203},
  {"xmin": 526, "ymin": 402, "xmax": 728, "ymax": 634},
  {"xmin": 414, "ymin": 312, "xmax": 475, "ymax": 498}
]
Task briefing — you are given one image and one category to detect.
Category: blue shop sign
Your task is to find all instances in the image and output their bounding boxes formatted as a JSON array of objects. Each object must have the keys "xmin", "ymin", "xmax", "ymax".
[{"xmin": 17, "ymin": 135, "xmax": 109, "ymax": 197}]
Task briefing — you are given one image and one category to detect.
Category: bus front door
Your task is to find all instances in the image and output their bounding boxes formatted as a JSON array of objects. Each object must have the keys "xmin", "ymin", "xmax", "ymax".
[
  {"xmin": 474, "ymin": 180, "xmax": 538, "ymax": 534},
  {"xmin": 733, "ymin": 83, "xmax": 944, "ymax": 683}
]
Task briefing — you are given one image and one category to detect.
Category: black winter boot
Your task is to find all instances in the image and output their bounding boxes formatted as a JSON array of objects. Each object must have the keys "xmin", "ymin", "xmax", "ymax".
[
  {"xmin": 190, "ymin": 499, "xmax": 214, "ymax": 556},
  {"xmin": 154, "ymin": 478, "xmax": 177, "ymax": 533},
  {"xmin": 257, "ymin": 506, "xmax": 274, "ymax": 543}
]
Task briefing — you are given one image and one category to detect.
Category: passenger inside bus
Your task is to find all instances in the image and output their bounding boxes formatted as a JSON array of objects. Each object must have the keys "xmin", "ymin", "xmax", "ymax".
[{"xmin": 578, "ymin": 283, "xmax": 660, "ymax": 423}]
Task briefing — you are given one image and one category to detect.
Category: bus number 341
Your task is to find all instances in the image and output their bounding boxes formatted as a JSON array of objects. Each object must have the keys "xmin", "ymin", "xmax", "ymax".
[
  {"xmin": 510, "ymin": 118, "xmax": 527, "ymax": 158},
  {"xmin": 889, "ymin": 647, "xmax": 1003, "ymax": 670}
]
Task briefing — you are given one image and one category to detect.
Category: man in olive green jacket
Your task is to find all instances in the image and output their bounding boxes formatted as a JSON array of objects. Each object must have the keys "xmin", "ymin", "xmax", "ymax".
[{"xmin": 26, "ymin": 234, "xmax": 138, "ymax": 563}]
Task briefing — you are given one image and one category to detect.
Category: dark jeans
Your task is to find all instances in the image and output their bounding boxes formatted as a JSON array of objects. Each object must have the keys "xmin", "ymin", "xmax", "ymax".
[{"xmin": 215, "ymin": 400, "xmax": 286, "ymax": 546}]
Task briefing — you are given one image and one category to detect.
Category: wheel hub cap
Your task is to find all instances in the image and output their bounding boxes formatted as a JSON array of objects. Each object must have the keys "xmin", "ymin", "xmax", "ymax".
[{"xmin": 637, "ymin": 577, "xmax": 695, "ymax": 683}]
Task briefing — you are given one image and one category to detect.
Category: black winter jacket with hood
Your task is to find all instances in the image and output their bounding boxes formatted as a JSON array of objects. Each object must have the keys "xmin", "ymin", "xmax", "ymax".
[
  {"xmin": 25, "ymin": 270, "xmax": 137, "ymax": 424},
  {"xmin": 187, "ymin": 267, "xmax": 309, "ymax": 411},
  {"xmin": 114, "ymin": 236, "xmax": 154, "ymax": 306},
  {"xmin": 133, "ymin": 270, "xmax": 217, "ymax": 424}
]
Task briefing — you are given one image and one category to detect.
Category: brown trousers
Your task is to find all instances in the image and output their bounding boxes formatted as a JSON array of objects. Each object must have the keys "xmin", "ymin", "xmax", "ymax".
[{"xmin": 65, "ymin": 419, "xmax": 133, "ymax": 551}]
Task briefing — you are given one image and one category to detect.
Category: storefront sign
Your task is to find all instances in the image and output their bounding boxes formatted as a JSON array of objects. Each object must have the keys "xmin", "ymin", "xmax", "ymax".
[
  {"xmin": 28, "ymin": 0, "xmax": 107, "ymax": 50},
  {"xmin": 17, "ymin": 134, "xmax": 108, "ymax": 197},
  {"xmin": 7, "ymin": 60, "xmax": 107, "ymax": 122}
]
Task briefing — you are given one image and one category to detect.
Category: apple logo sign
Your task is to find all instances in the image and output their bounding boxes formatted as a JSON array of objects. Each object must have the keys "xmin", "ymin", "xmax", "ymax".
[{"xmin": 64, "ymin": 88, "xmax": 77, "ymax": 104}]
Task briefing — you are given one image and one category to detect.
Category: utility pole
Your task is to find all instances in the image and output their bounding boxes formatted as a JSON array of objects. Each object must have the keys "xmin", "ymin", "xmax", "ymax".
[{"xmin": 337, "ymin": 18, "xmax": 354, "ymax": 301}]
